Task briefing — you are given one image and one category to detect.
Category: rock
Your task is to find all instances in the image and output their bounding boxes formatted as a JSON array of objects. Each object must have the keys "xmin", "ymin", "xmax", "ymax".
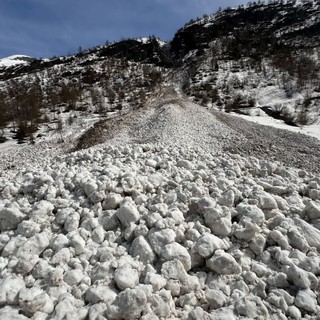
[
  {"xmin": 0, "ymin": 206, "xmax": 25, "ymax": 231},
  {"xmin": 161, "ymin": 242, "xmax": 191, "ymax": 271},
  {"xmin": 130, "ymin": 236, "xmax": 155, "ymax": 264},
  {"xmin": 205, "ymin": 289, "xmax": 226, "ymax": 309},
  {"xmin": 116, "ymin": 202, "xmax": 140, "ymax": 227},
  {"xmin": 114, "ymin": 264, "xmax": 139, "ymax": 290},
  {"xmin": 206, "ymin": 250, "xmax": 241, "ymax": 275},
  {"xmin": 194, "ymin": 233, "xmax": 229, "ymax": 258},
  {"xmin": 295, "ymin": 289, "xmax": 317, "ymax": 313},
  {"xmin": 148, "ymin": 228, "xmax": 176, "ymax": 255},
  {"xmin": 32, "ymin": 260, "xmax": 53, "ymax": 280}
]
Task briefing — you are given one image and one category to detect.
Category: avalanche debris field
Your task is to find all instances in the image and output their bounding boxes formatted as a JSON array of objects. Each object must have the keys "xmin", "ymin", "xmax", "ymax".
[{"xmin": 1, "ymin": 99, "xmax": 320, "ymax": 320}]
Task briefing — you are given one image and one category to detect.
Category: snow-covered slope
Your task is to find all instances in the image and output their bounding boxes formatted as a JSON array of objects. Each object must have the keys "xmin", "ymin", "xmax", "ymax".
[{"xmin": 0, "ymin": 55, "xmax": 33, "ymax": 68}]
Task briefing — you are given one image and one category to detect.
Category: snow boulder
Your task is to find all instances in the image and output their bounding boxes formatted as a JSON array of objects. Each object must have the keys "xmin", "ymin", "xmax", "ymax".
[
  {"xmin": 130, "ymin": 236, "xmax": 155, "ymax": 264},
  {"xmin": 206, "ymin": 250, "xmax": 241, "ymax": 275},
  {"xmin": 114, "ymin": 264, "xmax": 139, "ymax": 290},
  {"xmin": 0, "ymin": 275, "xmax": 25, "ymax": 305},
  {"xmin": 106, "ymin": 286, "xmax": 150, "ymax": 319},
  {"xmin": 19, "ymin": 288, "xmax": 54, "ymax": 316},
  {"xmin": 236, "ymin": 203, "xmax": 265, "ymax": 225},
  {"xmin": 0, "ymin": 206, "xmax": 25, "ymax": 231},
  {"xmin": 116, "ymin": 201, "xmax": 140, "ymax": 227},
  {"xmin": 161, "ymin": 242, "xmax": 191, "ymax": 271},
  {"xmin": 304, "ymin": 201, "xmax": 320, "ymax": 220},
  {"xmin": 195, "ymin": 233, "xmax": 229, "ymax": 258}
]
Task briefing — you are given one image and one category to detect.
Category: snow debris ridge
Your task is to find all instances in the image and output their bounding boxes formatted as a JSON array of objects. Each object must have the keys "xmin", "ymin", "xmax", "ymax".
[{"xmin": 1, "ymin": 125, "xmax": 320, "ymax": 318}]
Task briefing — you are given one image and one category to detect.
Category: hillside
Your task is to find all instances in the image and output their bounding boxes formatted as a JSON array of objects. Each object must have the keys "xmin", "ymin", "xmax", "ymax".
[{"xmin": 1, "ymin": 1, "xmax": 320, "ymax": 319}]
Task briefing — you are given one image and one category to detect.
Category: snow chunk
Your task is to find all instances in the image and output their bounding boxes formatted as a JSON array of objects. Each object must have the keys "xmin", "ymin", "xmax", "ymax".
[
  {"xmin": 0, "ymin": 275, "xmax": 25, "ymax": 305},
  {"xmin": 148, "ymin": 228, "xmax": 176, "ymax": 255},
  {"xmin": 294, "ymin": 217, "xmax": 320, "ymax": 249},
  {"xmin": 161, "ymin": 242, "xmax": 191, "ymax": 271},
  {"xmin": 64, "ymin": 269, "xmax": 84, "ymax": 286},
  {"xmin": 15, "ymin": 232, "xmax": 50, "ymax": 258},
  {"xmin": 236, "ymin": 203, "xmax": 265, "ymax": 225},
  {"xmin": 116, "ymin": 201, "xmax": 140, "ymax": 227},
  {"xmin": 177, "ymin": 159, "xmax": 194, "ymax": 170},
  {"xmin": 114, "ymin": 264, "xmax": 139, "ymax": 290},
  {"xmin": 295, "ymin": 289, "xmax": 317, "ymax": 313},
  {"xmin": 206, "ymin": 250, "xmax": 241, "ymax": 275},
  {"xmin": 161, "ymin": 259, "xmax": 188, "ymax": 281},
  {"xmin": 235, "ymin": 294, "xmax": 269, "ymax": 318},
  {"xmin": 130, "ymin": 236, "xmax": 155, "ymax": 264},
  {"xmin": 145, "ymin": 273, "xmax": 167, "ymax": 292},
  {"xmin": 106, "ymin": 286, "xmax": 150, "ymax": 319},
  {"xmin": 205, "ymin": 289, "xmax": 226, "ymax": 309},
  {"xmin": 85, "ymin": 286, "xmax": 117, "ymax": 304},
  {"xmin": 195, "ymin": 233, "xmax": 229, "ymax": 258},
  {"xmin": 19, "ymin": 288, "xmax": 54, "ymax": 316},
  {"xmin": 0, "ymin": 206, "xmax": 25, "ymax": 231},
  {"xmin": 304, "ymin": 201, "xmax": 320, "ymax": 220}
]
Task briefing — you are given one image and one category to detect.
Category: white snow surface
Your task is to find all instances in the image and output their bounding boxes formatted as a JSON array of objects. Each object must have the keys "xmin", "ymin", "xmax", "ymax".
[
  {"xmin": 0, "ymin": 55, "xmax": 31, "ymax": 68},
  {"xmin": 232, "ymin": 111, "xmax": 320, "ymax": 141},
  {"xmin": 1, "ymin": 99, "xmax": 320, "ymax": 319}
]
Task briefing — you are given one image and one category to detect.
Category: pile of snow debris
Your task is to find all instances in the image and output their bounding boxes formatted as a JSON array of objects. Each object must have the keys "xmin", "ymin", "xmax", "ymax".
[{"xmin": 1, "ymin": 142, "xmax": 320, "ymax": 320}]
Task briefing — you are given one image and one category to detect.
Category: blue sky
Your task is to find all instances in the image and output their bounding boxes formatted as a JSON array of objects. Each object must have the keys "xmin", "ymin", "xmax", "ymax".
[{"xmin": 0, "ymin": 0, "xmax": 247, "ymax": 59}]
